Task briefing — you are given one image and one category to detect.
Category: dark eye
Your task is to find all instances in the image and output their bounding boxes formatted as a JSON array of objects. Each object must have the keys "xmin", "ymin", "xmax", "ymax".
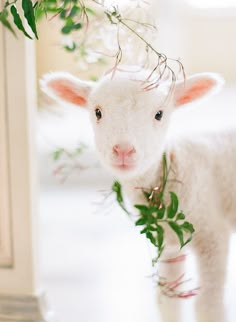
[
  {"xmin": 95, "ymin": 108, "xmax": 102, "ymax": 121},
  {"xmin": 155, "ymin": 110, "xmax": 163, "ymax": 121}
]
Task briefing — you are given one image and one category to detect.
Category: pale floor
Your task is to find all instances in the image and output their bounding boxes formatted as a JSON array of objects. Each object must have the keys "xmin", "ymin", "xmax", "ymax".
[
  {"xmin": 39, "ymin": 85, "xmax": 236, "ymax": 322},
  {"xmin": 40, "ymin": 182, "xmax": 236, "ymax": 322}
]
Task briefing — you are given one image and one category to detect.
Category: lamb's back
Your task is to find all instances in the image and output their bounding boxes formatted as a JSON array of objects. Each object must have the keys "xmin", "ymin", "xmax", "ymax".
[{"xmin": 169, "ymin": 127, "xmax": 236, "ymax": 227}]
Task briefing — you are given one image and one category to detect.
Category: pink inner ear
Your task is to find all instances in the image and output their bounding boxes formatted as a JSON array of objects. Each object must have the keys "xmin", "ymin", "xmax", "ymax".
[
  {"xmin": 50, "ymin": 80, "xmax": 87, "ymax": 106},
  {"xmin": 176, "ymin": 79, "xmax": 215, "ymax": 106}
]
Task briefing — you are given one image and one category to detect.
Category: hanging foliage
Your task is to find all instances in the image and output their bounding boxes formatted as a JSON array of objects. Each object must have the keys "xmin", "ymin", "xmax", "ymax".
[{"xmin": 0, "ymin": 0, "xmax": 185, "ymax": 87}]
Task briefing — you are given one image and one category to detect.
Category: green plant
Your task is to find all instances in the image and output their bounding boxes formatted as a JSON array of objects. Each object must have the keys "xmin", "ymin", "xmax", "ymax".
[
  {"xmin": 0, "ymin": 0, "xmax": 38, "ymax": 38},
  {"xmin": 112, "ymin": 154, "xmax": 197, "ymax": 298},
  {"xmin": 0, "ymin": 0, "xmax": 185, "ymax": 85},
  {"xmin": 52, "ymin": 143, "xmax": 92, "ymax": 183},
  {"xmin": 0, "ymin": 0, "xmax": 95, "ymax": 40},
  {"xmin": 112, "ymin": 154, "xmax": 195, "ymax": 262}
]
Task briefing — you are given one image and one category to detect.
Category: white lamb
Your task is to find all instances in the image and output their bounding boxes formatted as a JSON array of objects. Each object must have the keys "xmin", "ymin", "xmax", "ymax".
[{"xmin": 41, "ymin": 68, "xmax": 236, "ymax": 322}]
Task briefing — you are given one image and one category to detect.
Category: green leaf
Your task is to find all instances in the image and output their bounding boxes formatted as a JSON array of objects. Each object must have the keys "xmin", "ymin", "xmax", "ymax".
[
  {"xmin": 53, "ymin": 148, "xmax": 64, "ymax": 161},
  {"xmin": 0, "ymin": 9, "xmax": 16, "ymax": 36},
  {"xmin": 33, "ymin": 1, "xmax": 38, "ymax": 9},
  {"xmin": 157, "ymin": 205, "xmax": 165, "ymax": 219},
  {"xmin": 74, "ymin": 143, "xmax": 87, "ymax": 155},
  {"xmin": 148, "ymin": 225, "xmax": 157, "ymax": 231},
  {"xmin": 64, "ymin": 42, "xmax": 77, "ymax": 51},
  {"xmin": 69, "ymin": 5, "xmax": 80, "ymax": 17},
  {"xmin": 176, "ymin": 212, "xmax": 185, "ymax": 221},
  {"xmin": 22, "ymin": 0, "xmax": 38, "ymax": 39},
  {"xmin": 181, "ymin": 221, "xmax": 195, "ymax": 234},
  {"xmin": 34, "ymin": 3, "xmax": 44, "ymax": 21},
  {"xmin": 148, "ymin": 213, "xmax": 156, "ymax": 225},
  {"xmin": 89, "ymin": 75, "xmax": 98, "ymax": 81},
  {"xmin": 85, "ymin": 7, "xmax": 96, "ymax": 16},
  {"xmin": 168, "ymin": 221, "xmax": 184, "ymax": 247},
  {"xmin": 61, "ymin": 24, "xmax": 73, "ymax": 34},
  {"xmin": 59, "ymin": 8, "xmax": 67, "ymax": 19},
  {"xmin": 149, "ymin": 206, "xmax": 158, "ymax": 213},
  {"xmin": 112, "ymin": 181, "xmax": 130, "ymax": 215},
  {"xmin": 34, "ymin": 0, "xmax": 60, "ymax": 20},
  {"xmin": 157, "ymin": 245, "xmax": 165, "ymax": 259},
  {"xmin": 73, "ymin": 22, "xmax": 82, "ymax": 30},
  {"xmin": 134, "ymin": 204, "xmax": 149, "ymax": 214},
  {"xmin": 167, "ymin": 191, "xmax": 179, "ymax": 219},
  {"xmin": 61, "ymin": 19, "xmax": 82, "ymax": 34},
  {"xmin": 146, "ymin": 231, "xmax": 156, "ymax": 246},
  {"xmin": 156, "ymin": 224, "xmax": 164, "ymax": 250},
  {"xmin": 135, "ymin": 218, "xmax": 146, "ymax": 226},
  {"xmin": 10, "ymin": 5, "xmax": 32, "ymax": 39},
  {"xmin": 143, "ymin": 191, "xmax": 151, "ymax": 201},
  {"xmin": 180, "ymin": 222, "xmax": 194, "ymax": 247},
  {"xmin": 182, "ymin": 235, "xmax": 193, "ymax": 247},
  {"xmin": 112, "ymin": 181, "xmax": 124, "ymax": 204},
  {"xmin": 140, "ymin": 227, "xmax": 148, "ymax": 234},
  {"xmin": 112, "ymin": 181, "xmax": 120, "ymax": 192},
  {"xmin": 168, "ymin": 221, "xmax": 194, "ymax": 249}
]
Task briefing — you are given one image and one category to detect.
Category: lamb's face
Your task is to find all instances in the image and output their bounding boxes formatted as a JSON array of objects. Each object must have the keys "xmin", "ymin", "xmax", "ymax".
[
  {"xmin": 41, "ymin": 69, "xmax": 223, "ymax": 181},
  {"xmin": 89, "ymin": 77, "xmax": 172, "ymax": 179}
]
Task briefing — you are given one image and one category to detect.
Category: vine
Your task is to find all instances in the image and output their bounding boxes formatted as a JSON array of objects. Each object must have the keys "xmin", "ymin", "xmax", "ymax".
[
  {"xmin": 0, "ymin": 0, "xmax": 185, "ymax": 86},
  {"xmin": 112, "ymin": 154, "xmax": 197, "ymax": 298},
  {"xmin": 112, "ymin": 154, "xmax": 194, "ymax": 261}
]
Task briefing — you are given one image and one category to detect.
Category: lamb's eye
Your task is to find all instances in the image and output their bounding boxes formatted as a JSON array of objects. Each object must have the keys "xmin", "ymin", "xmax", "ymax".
[
  {"xmin": 95, "ymin": 108, "xmax": 102, "ymax": 121},
  {"xmin": 155, "ymin": 110, "xmax": 163, "ymax": 121}
]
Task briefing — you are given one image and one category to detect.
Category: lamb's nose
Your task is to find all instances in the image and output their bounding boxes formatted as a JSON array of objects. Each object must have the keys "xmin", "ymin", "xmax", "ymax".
[{"xmin": 113, "ymin": 144, "xmax": 136, "ymax": 158}]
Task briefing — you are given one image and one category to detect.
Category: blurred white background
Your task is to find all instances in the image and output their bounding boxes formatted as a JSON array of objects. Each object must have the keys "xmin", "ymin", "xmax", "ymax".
[{"xmin": 36, "ymin": 1, "xmax": 236, "ymax": 322}]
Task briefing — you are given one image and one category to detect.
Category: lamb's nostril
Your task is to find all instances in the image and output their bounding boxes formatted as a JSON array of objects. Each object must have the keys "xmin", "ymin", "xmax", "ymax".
[
  {"xmin": 127, "ymin": 147, "xmax": 136, "ymax": 156},
  {"xmin": 112, "ymin": 144, "xmax": 136, "ymax": 157}
]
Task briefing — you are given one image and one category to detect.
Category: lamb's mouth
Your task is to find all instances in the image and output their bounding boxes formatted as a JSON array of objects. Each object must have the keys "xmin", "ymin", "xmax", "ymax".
[{"xmin": 112, "ymin": 163, "xmax": 135, "ymax": 170}]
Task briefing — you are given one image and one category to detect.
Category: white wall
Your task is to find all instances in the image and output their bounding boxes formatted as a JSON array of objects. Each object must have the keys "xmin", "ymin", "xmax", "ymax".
[{"xmin": 155, "ymin": 0, "xmax": 236, "ymax": 82}]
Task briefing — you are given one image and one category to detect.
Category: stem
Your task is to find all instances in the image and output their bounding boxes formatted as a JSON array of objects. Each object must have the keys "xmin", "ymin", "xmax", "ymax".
[
  {"xmin": 119, "ymin": 19, "xmax": 163, "ymax": 59},
  {"xmin": 4, "ymin": 0, "xmax": 17, "ymax": 8},
  {"xmin": 158, "ymin": 153, "xmax": 169, "ymax": 202},
  {"xmin": 156, "ymin": 219, "xmax": 175, "ymax": 224}
]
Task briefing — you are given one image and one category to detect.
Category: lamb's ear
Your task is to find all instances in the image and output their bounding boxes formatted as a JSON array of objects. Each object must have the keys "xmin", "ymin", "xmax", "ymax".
[
  {"xmin": 173, "ymin": 73, "xmax": 224, "ymax": 107},
  {"xmin": 40, "ymin": 72, "xmax": 94, "ymax": 107}
]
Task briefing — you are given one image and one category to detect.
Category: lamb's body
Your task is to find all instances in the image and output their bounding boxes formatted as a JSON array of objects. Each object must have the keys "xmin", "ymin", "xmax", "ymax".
[
  {"xmin": 42, "ymin": 68, "xmax": 236, "ymax": 322},
  {"xmin": 122, "ymin": 128, "xmax": 236, "ymax": 322}
]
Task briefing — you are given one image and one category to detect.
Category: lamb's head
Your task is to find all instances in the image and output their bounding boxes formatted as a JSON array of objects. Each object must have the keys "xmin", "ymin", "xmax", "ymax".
[{"xmin": 41, "ymin": 69, "xmax": 223, "ymax": 179}]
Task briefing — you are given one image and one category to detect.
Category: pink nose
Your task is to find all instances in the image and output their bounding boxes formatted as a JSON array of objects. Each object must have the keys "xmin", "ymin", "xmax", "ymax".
[{"xmin": 113, "ymin": 144, "xmax": 136, "ymax": 158}]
